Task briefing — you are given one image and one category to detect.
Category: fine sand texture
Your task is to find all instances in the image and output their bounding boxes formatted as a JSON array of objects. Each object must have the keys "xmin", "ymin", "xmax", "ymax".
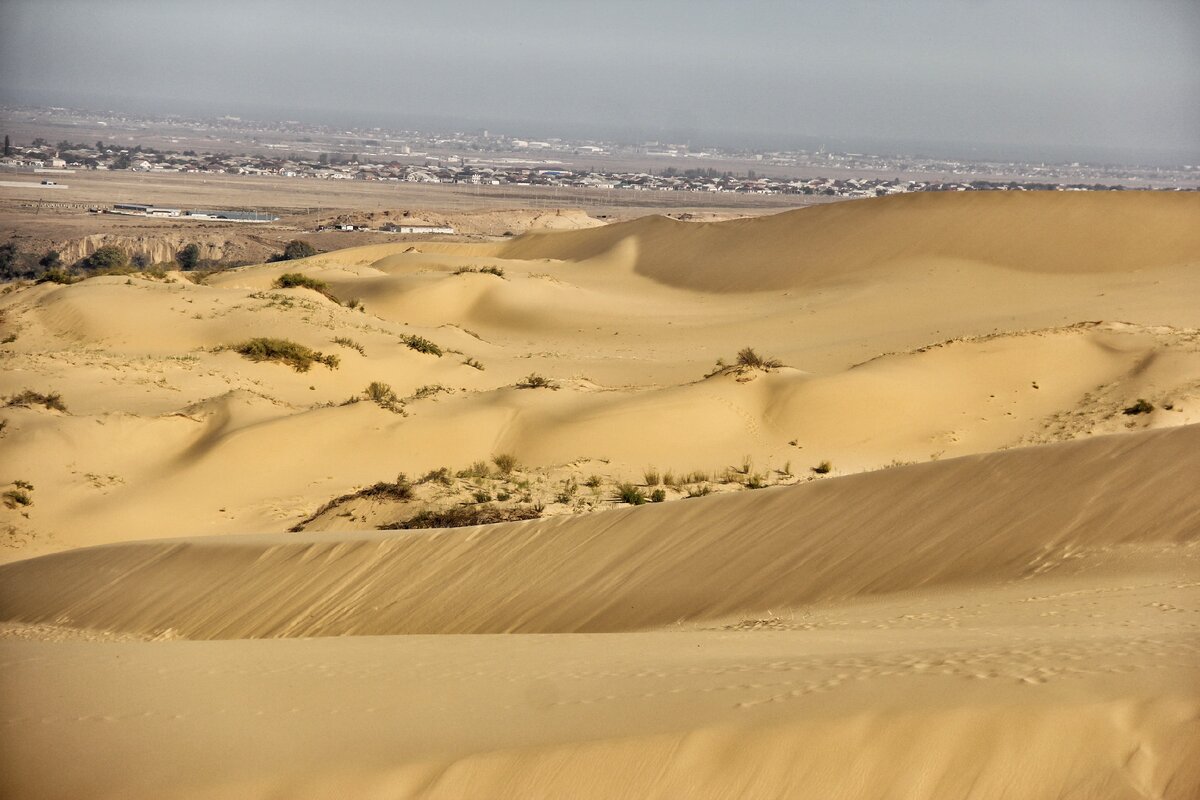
[{"xmin": 1, "ymin": 190, "xmax": 1199, "ymax": 798}]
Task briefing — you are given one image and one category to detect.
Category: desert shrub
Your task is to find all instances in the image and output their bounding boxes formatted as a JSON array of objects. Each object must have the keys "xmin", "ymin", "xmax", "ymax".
[
  {"xmin": 463, "ymin": 357, "xmax": 485, "ymax": 370},
  {"xmin": 381, "ymin": 504, "xmax": 542, "ymax": 530},
  {"xmin": 745, "ymin": 473, "xmax": 767, "ymax": 489},
  {"xmin": 82, "ymin": 245, "xmax": 129, "ymax": 272},
  {"xmin": 457, "ymin": 461, "xmax": 491, "ymax": 479},
  {"xmin": 289, "ymin": 473, "xmax": 414, "ymax": 531},
  {"xmin": 176, "ymin": 243, "xmax": 201, "ymax": 270},
  {"xmin": 1122, "ymin": 399, "xmax": 1154, "ymax": 415},
  {"xmin": 480, "ymin": 265, "xmax": 505, "ymax": 277},
  {"xmin": 492, "ymin": 453, "xmax": 518, "ymax": 475},
  {"xmin": 365, "ymin": 381, "xmax": 403, "ymax": 413},
  {"xmin": 39, "ymin": 250, "xmax": 62, "ymax": 269},
  {"xmin": 686, "ymin": 484, "xmax": 713, "ymax": 498},
  {"xmin": 684, "ymin": 470, "xmax": 709, "ymax": 484},
  {"xmin": 556, "ymin": 478, "xmax": 578, "ymax": 504},
  {"xmin": 3, "ymin": 489, "xmax": 31, "ymax": 508},
  {"xmin": 614, "ymin": 483, "xmax": 646, "ymax": 505},
  {"xmin": 5, "ymin": 389, "xmax": 67, "ymax": 411},
  {"xmin": 583, "ymin": 474, "xmax": 603, "ymax": 488},
  {"xmin": 419, "ymin": 467, "xmax": 453, "ymax": 486},
  {"xmin": 346, "ymin": 297, "xmax": 364, "ymax": 310},
  {"xmin": 36, "ymin": 267, "xmax": 76, "ymax": 285},
  {"xmin": 516, "ymin": 373, "xmax": 557, "ymax": 390},
  {"xmin": 410, "ymin": 383, "xmax": 449, "ymax": 400},
  {"xmin": 269, "ymin": 240, "xmax": 317, "ymax": 262},
  {"xmin": 332, "ymin": 336, "xmax": 365, "ymax": 355},
  {"xmin": 650, "ymin": 488, "xmax": 667, "ymax": 503},
  {"xmin": 230, "ymin": 338, "xmax": 338, "ymax": 372},
  {"xmin": 402, "ymin": 335, "xmax": 443, "ymax": 357},
  {"xmin": 662, "ymin": 470, "xmax": 677, "ymax": 487},
  {"xmin": 13, "ymin": 479, "xmax": 33, "ymax": 490},
  {"xmin": 811, "ymin": 460, "xmax": 832, "ymax": 474},
  {"xmin": 275, "ymin": 272, "xmax": 328, "ymax": 291},
  {"xmin": 643, "ymin": 467, "xmax": 661, "ymax": 486}
]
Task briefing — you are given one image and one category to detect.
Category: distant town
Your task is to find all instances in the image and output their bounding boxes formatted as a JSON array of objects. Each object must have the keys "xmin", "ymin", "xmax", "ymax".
[{"xmin": 3, "ymin": 105, "xmax": 1197, "ymax": 201}]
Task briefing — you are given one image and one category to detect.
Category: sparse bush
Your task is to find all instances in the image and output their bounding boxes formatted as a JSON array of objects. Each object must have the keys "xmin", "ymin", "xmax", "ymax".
[
  {"xmin": 365, "ymin": 381, "xmax": 403, "ymax": 413},
  {"xmin": 492, "ymin": 453, "xmax": 518, "ymax": 475},
  {"xmin": 516, "ymin": 373, "xmax": 557, "ymax": 390},
  {"xmin": 5, "ymin": 389, "xmax": 67, "ymax": 412},
  {"xmin": 3, "ymin": 489, "xmax": 31, "ymax": 508},
  {"xmin": 684, "ymin": 470, "xmax": 709, "ymax": 484},
  {"xmin": 686, "ymin": 484, "xmax": 713, "ymax": 498},
  {"xmin": 419, "ymin": 467, "xmax": 453, "ymax": 485},
  {"xmin": 269, "ymin": 240, "xmax": 318, "ymax": 262},
  {"xmin": 481, "ymin": 265, "xmax": 505, "ymax": 277},
  {"xmin": 1122, "ymin": 399, "xmax": 1154, "ymax": 415},
  {"xmin": 39, "ymin": 250, "xmax": 62, "ymax": 269},
  {"xmin": 410, "ymin": 383, "xmax": 449, "ymax": 400},
  {"xmin": 614, "ymin": 483, "xmax": 646, "ymax": 505},
  {"xmin": 812, "ymin": 460, "xmax": 832, "ymax": 474},
  {"xmin": 583, "ymin": 474, "xmax": 603, "ymax": 488},
  {"xmin": 472, "ymin": 489, "xmax": 493, "ymax": 503},
  {"xmin": 275, "ymin": 272, "xmax": 340, "ymax": 303},
  {"xmin": 35, "ymin": 268, "xmax": 76, "ymax": 285},
  {"xmin": 662, "ymin": 471, "xmax": 677, "ymax": 487},
  {"xmin": 745, "ymin": 473, "xmax": 767, "ymax": 489},
  {"xmin": 556, "ymin": 478, "xmax": 578, "ymax": 504},
  {"xmin": 381, "ymin": 504, "xmax": 542, "ymax": 530},
  {"xmin": 643, "ymin": 467, "xmax": 661, "ymax": 486},
  {"xmin": 230, "ymin": 338, "xmax": 338, "ymax": 372},
  {"xmin": 332, "ymin": 336, "xmax": 365, "ymax": 355},
  {"xmin": 463, "ymin": 357, "xmax": 485, "ymax": 370},
  {"xmin": 13, "ymin": 479, "xmax": 33, "ymax": 490},
  {"xmin": 457, "ymin": 461, "xmax": 491, "ymax": 479},
  {"xmin": 403, "ymin": 335, "xmax": 443, "ymax": 357},
  {"xmin": 650, "ymin": 488, "xmax": 667, "ymax": 503}
]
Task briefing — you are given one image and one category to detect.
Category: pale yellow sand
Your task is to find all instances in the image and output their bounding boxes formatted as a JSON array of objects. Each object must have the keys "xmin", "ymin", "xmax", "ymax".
[{"xmin": 1, "ymin": 191, "xmax": 1199, "ymax": 798}]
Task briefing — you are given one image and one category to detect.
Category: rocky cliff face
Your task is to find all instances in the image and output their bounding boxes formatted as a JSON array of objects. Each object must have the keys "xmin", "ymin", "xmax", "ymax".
[{"xmin": 54, "ymin": 233, "xmax": 273, "ymax": 266}]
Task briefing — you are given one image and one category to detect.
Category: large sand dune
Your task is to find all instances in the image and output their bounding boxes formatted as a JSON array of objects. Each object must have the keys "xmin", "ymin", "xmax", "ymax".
[{"xmin": 2, "ymin": 191, "xmax": 1199, "ymax": 798}]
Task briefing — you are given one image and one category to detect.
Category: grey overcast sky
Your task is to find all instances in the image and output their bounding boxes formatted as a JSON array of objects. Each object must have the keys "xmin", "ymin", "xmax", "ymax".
[{"xmin": 1, "ymin": 0, "xmax": 1197, "ymax": 163}]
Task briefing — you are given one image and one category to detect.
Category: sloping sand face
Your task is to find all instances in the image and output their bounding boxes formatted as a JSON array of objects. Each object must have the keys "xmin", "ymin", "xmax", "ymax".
[{"xmin": 1, "ymin": 191, "xmax": 1199, "ymax": 798}]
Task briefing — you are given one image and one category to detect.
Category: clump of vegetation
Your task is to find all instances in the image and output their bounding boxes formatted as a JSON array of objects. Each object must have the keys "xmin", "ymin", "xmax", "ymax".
[
  {"xmin": 364, "ymin": 381, "xmax": 404, "ymax": 413},
  {"xmin": 556, "ymin": 477, "xmax": 579, "ymax": 504},
  {"xmin": 684, "ymin": 470, "xmax": 709, "ymax": 484},
  {"xmin": 811, "ymin": 460, "xmax": 833, "ymax": 475},
  {"xmin": 410, "ymin": 384, "xmax": 450, "ymax": 400},
  {"xmin": 402, "ymin": 335, "xmax": 443, "ymax": 357},
  {"xmin": 492, "ymin": 453, "xmax": 518, "ymax": 475},
  {"xmin": 176, "ymin": 243, "xmax": 201, "ymax": 270},
  {"xmin": 457, "ymin": 461, "xmax": 492, "ymax": 479},
  {"xmin": 707, "ymin": 347, "xmax": 785, "ymax": 378},
  {"xmin": 287, "ymin": 473, "xmax": 414, "ymax": 531},
  {"xmin": 268, "ymin": 240, "xmax": 318, "ymax": 262},
  {"xmin": 35, "ymin": 267, "xmax": 76, "ymax": 285},
  {"xmin": 583, "ymin": 474, "xmax": 603, "ymax": 488},
  {"xmin": 643, "ymin": 467, "xmax": 661, "ymax": 486},
  {"xmin": 13, "ymin": 479, "xmax": 33, "ymax": 490},
  {"xmin": 332, "ymin": 336, "xmax": 365, "ymax": 355},
  {"xmin": 81, "ymin": 244, "xmax": 130, "ymax": 272},
  {"xmin": 650, "ymin": 488, "xmax": 667, "ymax": 503},
  {"xmin": 452, "ymin": 265, "xmax": 506, "ymax": 278},
  {"xmin": 736, "ymin": 347, "xmax": 783, "ymax": 369},
  {"xmin": 686, "ymin": 484, "xmax": 713, "ymax": 498},
  {"xmin": 5, "ymin": 389, "xmax": 67, "ymax": 412},
  {"xmin": 381, "ymin": 503, "xmax": 542, "ymax": 530},
  {"xmin": 1122, "ymin": 399, "xmax": 1154, "ymax": 416},
  {"xmin": 346, "ymin": 297, "xmax": 364, "ymax": 311},
  {"xmin": 516, "ymin": 373, "xmax": 558, "ymax": 390},
  {"xmin": 614, "ymin": 483, "xmax": 647, "ymax": 505},
  {"xmin": 274, "ymin": 272, "xmax": 345, "ymax": 304},
  {"xmin": 230, "ymin": 338, "xmax": 339, "ymax": 372},
  {"xmin": 3, "ymin": 488, "xmax": 31, "ymax": 508},
  {"xmin": 745, "ymin": 473, "xmax": 768, "ymax": 489},
  {"xmin": 463, "ymin": 357, "xmax": 485, "ymax": 370},
  {"xmin": 419, "ymin": 467, "xmax": 453, "ymax": 486}
]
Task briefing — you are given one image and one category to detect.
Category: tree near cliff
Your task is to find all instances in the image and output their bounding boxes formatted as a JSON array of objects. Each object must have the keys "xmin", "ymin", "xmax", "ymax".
[{"xmin": 176, "ymin": 243, "xmax": 201, "ymax": 270}]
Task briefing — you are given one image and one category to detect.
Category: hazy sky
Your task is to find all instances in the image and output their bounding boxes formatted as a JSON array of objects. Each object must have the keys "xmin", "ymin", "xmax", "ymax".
[{"xmin": 2, "ymin": 0, "xmax": 1197, "ymax": 163}]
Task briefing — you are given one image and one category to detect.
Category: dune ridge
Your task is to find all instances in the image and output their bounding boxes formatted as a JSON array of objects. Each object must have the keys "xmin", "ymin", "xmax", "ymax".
[{"xmin": 3, "ymin": 424, "xmax": 1196, "ymax": 639}]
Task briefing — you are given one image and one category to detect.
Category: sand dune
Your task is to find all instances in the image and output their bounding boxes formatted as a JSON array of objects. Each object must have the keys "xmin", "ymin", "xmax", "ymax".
[{"xmin": 2, "ymin": 192, "xmax": 1199, "ymax": 798}]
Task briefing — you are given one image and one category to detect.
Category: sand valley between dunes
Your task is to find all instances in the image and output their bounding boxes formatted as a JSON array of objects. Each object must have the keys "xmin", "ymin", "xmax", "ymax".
[{"xmin": 2, "ymin": 190, "xmax": 1199, "ymax": 798}]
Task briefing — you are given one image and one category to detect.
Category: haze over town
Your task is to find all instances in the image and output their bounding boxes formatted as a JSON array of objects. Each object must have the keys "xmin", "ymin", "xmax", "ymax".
[{"xmin": 2, "ymin": 0, "xmax": 1198, "ymax": 165}]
